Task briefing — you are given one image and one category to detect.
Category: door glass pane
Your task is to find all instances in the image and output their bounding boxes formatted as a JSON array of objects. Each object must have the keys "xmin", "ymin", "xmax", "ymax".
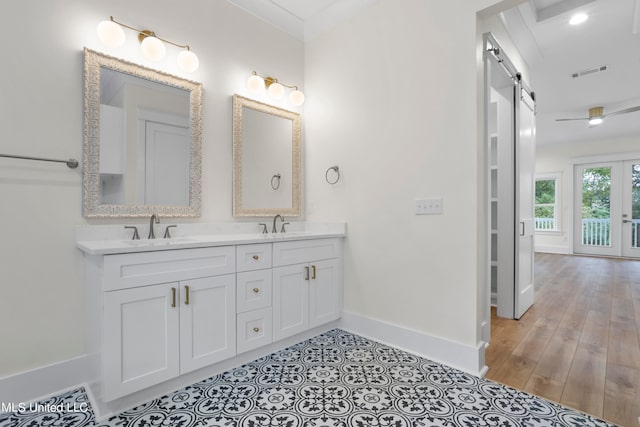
[
  {"xmin": 581, "ymin": 167, "xmax": 611, "ymax": 247},
  {"xmin": 631, "ymin": 163, "xmax": 640, "ymax": 248}
]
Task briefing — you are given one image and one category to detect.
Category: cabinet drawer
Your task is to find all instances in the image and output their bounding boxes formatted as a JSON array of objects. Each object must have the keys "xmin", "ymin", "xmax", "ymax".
[
  {"xmin": 237, "ymin": 307, "xmax": 272, "ymax": 354},
  {"xmin": 104, "ymin": 246, "xmax": 235, "ymax": 291},
  {"xmin": 236, "ymin": 243, "xmax": 272, "ymax": 272},
  {"xmin": 237, "ymin": 270, "xmax": 272, "ymax": 313},
  {"xmin": 273, "ymin": 238, "xmax": 340, "ymax": 267}
]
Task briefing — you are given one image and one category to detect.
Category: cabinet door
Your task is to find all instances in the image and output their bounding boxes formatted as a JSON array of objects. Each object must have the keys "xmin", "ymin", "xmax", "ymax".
[
  {"xmin": 103, "ymin": 283, "xmax": 179, "ymax": 401},
  {"xmin": 273, "ymin": 264, "xmax": 309, "ymax": 341},
  {"xmin": 179, "ymin": 274, "xmax": 236, "ymax": 374},
  {"xmin": 309, "ymin": 259, "xmax": 341, "ymax": 328}
]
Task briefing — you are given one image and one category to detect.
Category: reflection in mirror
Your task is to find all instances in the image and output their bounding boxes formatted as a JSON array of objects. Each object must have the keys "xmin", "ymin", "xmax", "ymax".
[
  {"xmin": 83, "ymin": 48, "xmax": 202, "ymax": 217},
  {"xmin": 233, "ymin": 95, "xmax": 301, "ymax": 217}
]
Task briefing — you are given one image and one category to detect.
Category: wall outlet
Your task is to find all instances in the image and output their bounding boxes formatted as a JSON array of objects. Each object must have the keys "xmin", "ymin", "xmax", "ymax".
[{"xmin": 415, "ymin": 197, "xmax": 443, "ymax": 215}]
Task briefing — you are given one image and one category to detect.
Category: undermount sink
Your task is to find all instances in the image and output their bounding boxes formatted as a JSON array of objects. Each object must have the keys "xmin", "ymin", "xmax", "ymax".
[{"xmin": 123, "ymin": 237, "xmax": 200, "ymax": 246}]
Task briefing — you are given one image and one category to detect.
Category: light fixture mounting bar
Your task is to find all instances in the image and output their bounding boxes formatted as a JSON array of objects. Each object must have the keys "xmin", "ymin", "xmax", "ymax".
[
  {"xmin": 254, "ymin": 71, "xmax": 299, "ymax": 90},
  {"xmin": 108, "ymin": 16, "xmax": 191, "ymax": 50}
]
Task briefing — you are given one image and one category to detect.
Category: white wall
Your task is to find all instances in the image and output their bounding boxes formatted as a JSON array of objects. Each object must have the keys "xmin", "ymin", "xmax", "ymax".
[
  {"xmin": 0, "ymin": 0, "xmax": 302, "ymax": 378},
  {"xmin": 1, "ymin": 0, "xmax": 517, "ymax": 386},
  {"xmin": 305, "ymin": 0, "xmax": 503, "ymax": 358},
  {"xmin": 535, "ymin": 136, "xmax": 640, "ymax": 253}
]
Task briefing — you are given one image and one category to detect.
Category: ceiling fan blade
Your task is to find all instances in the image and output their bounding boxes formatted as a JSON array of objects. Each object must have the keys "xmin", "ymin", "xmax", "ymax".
[
  {"xmin": 555, "ymin": 117, "xmax": 588, "ymax": 121},
  {"xmin": 604, "ymin": 105, "xmax": 640, "ymax": 118}
]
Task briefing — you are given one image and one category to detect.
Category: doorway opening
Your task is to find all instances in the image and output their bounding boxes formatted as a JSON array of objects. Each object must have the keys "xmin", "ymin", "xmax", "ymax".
[{"xmin": 574, "ymin": 159, "xmax": 640, "ymax": 258}]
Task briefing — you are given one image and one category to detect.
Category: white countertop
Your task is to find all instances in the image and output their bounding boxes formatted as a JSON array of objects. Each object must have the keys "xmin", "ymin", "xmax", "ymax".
[{"xmin": 76, "ymin": 222, "xmax": 346, "ymax": 255}]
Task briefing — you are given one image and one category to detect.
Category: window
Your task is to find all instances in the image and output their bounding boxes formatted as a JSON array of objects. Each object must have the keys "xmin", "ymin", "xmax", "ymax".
[{"xmin": 535, "ymin": 173, "xmax": 561, "ymax": 231}]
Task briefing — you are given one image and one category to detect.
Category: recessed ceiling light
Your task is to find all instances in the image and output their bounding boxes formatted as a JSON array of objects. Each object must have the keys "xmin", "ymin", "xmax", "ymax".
[{"xmin": 569, "ymin": 13, "xmax": 588, "ymax": 25}]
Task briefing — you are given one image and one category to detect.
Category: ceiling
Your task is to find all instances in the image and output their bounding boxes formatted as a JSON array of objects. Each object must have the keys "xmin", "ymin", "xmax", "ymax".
[
  {"xmin": 226, "ymin": 0, "xmax": 640, "ymax": 146},
  {"xmin": 226, "ymin": 0, "xmax": 378, "ymax": 41},
  {"xmin": 502, "ymin": 0, "xmax": 640, "ymax": 144}
]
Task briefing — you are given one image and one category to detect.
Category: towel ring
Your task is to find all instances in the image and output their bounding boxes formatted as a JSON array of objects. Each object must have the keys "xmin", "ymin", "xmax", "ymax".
[
  {"xmin": 271, "ymin": 174, "xmax": 281, "ymax": 190},
  {"xmin": 325, "ymin": 166, "xmax": 340, "ymax": 184}
]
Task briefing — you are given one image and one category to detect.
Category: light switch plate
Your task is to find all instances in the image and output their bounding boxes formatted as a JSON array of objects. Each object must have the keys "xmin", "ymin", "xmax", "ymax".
[{"xmin": 415, "ymin": 198, "xmax": 443, "ymax": 215}]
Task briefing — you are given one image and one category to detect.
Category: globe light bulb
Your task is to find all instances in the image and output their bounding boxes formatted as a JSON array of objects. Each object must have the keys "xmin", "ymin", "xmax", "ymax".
[
  {"xmin": 97, "ymin": 20, "xmax": 125, "ymax": 48},
  {"xmin": 247, "ymin": 74, "xmax": 265, "ymax": 93},
  {"xmin": 140, "ymin": 36, "xmax": 166, "ymax": 61},
  {"xmin": 177, "ymin": 50, "xmax": 199, "ymax": 72},
  {"xmin": 267, "ymin": 82, "xmax": 284, "ymax": 100},
  {"xmin": 289, "ymin": 90, "xmax": 305, "ymax": 106}
]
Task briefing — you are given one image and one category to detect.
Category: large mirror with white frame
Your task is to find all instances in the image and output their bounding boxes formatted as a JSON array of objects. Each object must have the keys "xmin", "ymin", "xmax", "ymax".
[
  {"xmin": 83, "ymin": 48, "xmax": 202, "ymax": 217},
  {"xmin": 233, "ymin": 94, "xmax": 301, "ymax": 217}
]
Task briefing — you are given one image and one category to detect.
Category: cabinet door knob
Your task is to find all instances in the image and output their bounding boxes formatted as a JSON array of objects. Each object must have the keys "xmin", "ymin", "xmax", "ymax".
[
  {"xmin": 185, "ymin": 285, "xmax": 190, "ymax": 305},
  {"xmin": 253, "ymin": 255, "xmax": 259, "ymax": 260},
  {"xmin": 305, "ymin": 266, "xmax": 310, "ymax": 281},
  {"xmin": 253, "ymin": 327, "xmax": 260, "ymax": 333},
  {"xmin": 253, "ymin": 287, "xmax": 260, "ymax": 293},
  {"xmin": 312, "ymin": 265, "xmax": 317, "ymax": 280},
  {"xmin": 171, "ymin": 287, "xmax": 176, "ymax": 308}
]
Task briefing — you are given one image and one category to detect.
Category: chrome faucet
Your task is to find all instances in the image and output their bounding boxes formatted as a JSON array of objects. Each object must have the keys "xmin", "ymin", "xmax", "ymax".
[
  {"xmin": 148, "ymin": 214, "xmax": 160, "ymax": 239},
  {"xmin": 272, "ymin": 214, "xmax": 284, "ymax": 233}
]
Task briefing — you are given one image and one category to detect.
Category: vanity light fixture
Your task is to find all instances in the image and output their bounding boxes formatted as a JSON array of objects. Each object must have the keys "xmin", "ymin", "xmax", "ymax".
[
  {"xmin": 246, "ymin": 71, "xmax": 305, "ymax": 106},
  {"xmin": 96, "ymin": 16, "xmax": 200, "ymax": 73}
]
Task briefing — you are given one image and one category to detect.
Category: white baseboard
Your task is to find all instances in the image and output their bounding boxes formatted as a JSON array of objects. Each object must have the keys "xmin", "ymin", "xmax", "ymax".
[
  {"xmin": 535, "ymin": 245, "xmax": 570, "ymax": 254},
  {"xmin": 0, "ymin": 355, "xmax": 88, "ymax": 406},
  {"xmin": 338, "ymin": 311, "xmax": 486, "ymax": 377}
]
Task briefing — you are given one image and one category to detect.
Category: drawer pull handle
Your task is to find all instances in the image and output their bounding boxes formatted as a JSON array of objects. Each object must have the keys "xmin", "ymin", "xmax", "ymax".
[
  {"xmin": 253, "ymin": 255, "xmax": 259, "ymax": 260},
  {"xmin": 305, "ymin": 266, "xmax": 310, "ymax": 280},
  {"xmin": 171, "ymin": 287, "xmax": 176, "ymax": 308},
  {"xmin": 253, "ymin": 287, "xmax": 260, "ymax": 293},
  {"xmin": 253, "ymin": 327, "xmax": 260, "ymax": 333},
  {"xmin": 185, "ymin": 285, "xmax": 190, "ymax": 305},
  {"xmin": 312, "ymin": 265, "xmax": 317, "ymax": 280}
]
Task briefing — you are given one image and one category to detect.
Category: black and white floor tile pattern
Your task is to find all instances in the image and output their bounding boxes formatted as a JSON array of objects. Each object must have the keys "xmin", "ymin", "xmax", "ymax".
[{"xmin": 0, "ymin": 329, "xmax": 617, "ymax": 427}]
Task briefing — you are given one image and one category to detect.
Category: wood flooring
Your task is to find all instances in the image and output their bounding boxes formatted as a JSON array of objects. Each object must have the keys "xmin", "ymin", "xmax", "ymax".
[{"xmin": 485, "ymin": 253, "xmax": 640, "ymax": 427}]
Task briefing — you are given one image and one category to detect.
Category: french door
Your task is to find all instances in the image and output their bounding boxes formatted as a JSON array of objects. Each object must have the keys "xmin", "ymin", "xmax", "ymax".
[{"xmin": 574, "ymin": 160, "xmax": 640, "ymax": 258}]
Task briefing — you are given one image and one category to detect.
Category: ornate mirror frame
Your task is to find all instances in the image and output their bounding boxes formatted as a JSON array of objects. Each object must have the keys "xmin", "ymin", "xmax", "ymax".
[
  {"xmin": 232, "ymin": 95, "xmax": 302, "ymax": 217},
  {"xmin": 83, "ymin": 48, "xmax": 203, "ymax": 217}
]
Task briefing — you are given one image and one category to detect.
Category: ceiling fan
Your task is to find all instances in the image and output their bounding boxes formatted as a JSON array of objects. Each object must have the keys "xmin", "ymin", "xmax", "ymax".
[{"xmin": 556, "ymin": 105, "xmax": 640, "ymax": 126}]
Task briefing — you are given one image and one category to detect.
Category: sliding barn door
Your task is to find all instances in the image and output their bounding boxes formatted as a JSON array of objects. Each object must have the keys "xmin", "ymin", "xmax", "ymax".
[{"xmin": 514, "ymin": 85, "xmax": 536, "ymax": 319}]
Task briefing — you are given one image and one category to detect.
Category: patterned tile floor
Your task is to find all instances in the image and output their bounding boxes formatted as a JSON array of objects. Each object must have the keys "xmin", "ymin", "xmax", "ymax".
[{"xmin": 0, "ymin": 329, "xmax": 617, "ymax": 427}]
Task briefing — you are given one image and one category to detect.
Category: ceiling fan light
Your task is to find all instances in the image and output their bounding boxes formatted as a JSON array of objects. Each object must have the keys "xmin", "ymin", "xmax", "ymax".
[{"xmin": 588, "ymin": 117, "xmax": 603, "ymax": 126}]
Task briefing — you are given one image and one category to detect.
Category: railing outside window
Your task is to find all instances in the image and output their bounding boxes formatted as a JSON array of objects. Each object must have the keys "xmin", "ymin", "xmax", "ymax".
[
  {"xmin": 541, "ymin": 218, "xmax": 640, "ymax": 247},
  {"xmin": 534, "ymin": 218, "xmax": 555, "ymax": 230},
  {"xmin": 581, "ymin": 218, "xmax": 611, "ymax": 246}
]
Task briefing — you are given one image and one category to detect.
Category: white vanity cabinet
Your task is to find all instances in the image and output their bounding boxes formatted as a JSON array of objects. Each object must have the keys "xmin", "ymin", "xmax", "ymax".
[
  {"xmin": 79, "ymin": 229, "xmax": 345, "ymax": 411},
  {"xmin": 272, "ymin": 238, "xmax": 342, "ymax": 341},
  {"xmin": 99, "ymin": 247, "xmax": 236, "ymax": 401}
]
